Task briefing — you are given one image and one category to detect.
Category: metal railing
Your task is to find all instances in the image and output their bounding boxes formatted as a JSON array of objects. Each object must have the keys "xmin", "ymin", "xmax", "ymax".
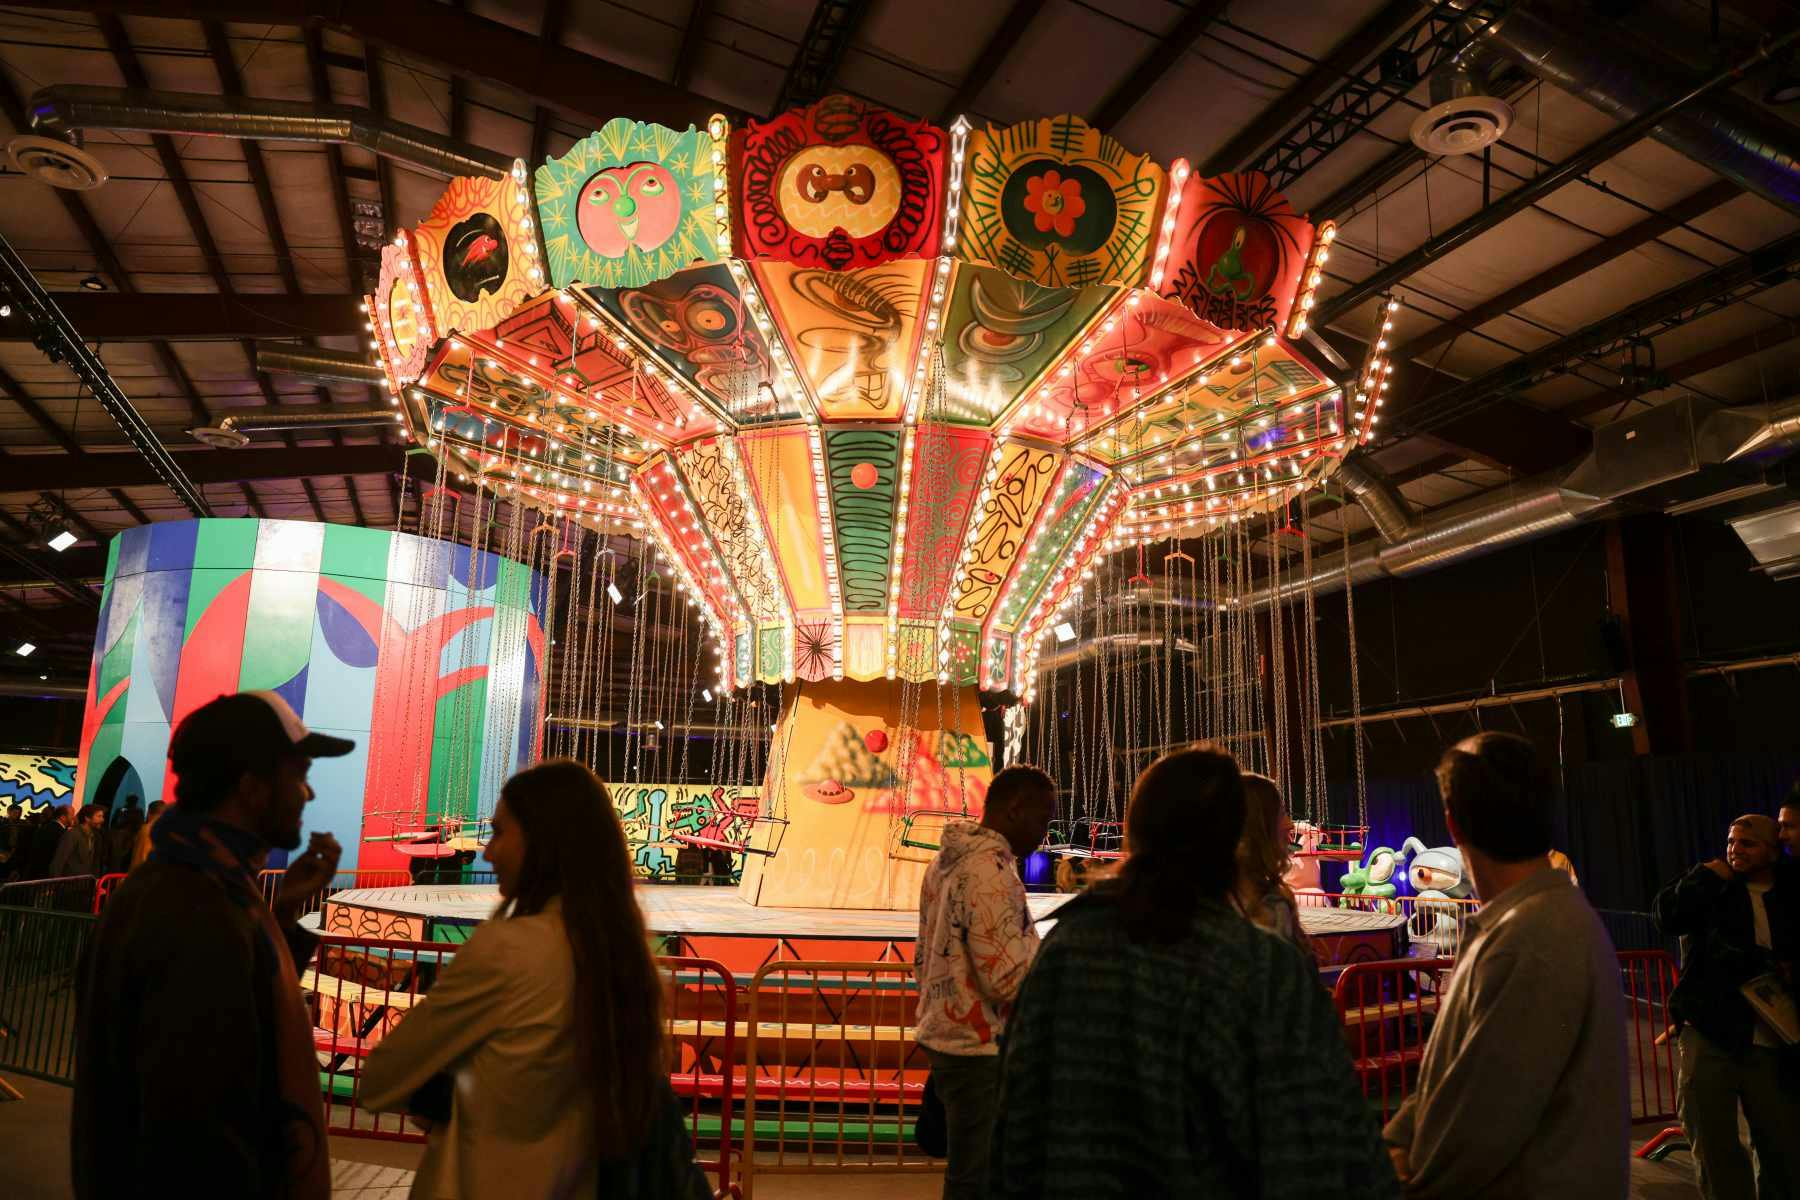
[
  {"xmin": 306, "ymin": 934, "xmax": 741, "ymax": 1195},
  {"xmin": 0, "ymin": 873, "xmax": 98, "ymax": 914},
  {"xmin": 741, "ymin": 960, "xmax": 934, "ymax": 1197},
  {"xmin": 1296, "ymin": 890, "xmax": 1482, "ymax": 957},
  {"xmin": 0, "ymin": 904, "xmax": 95, "ymax": 1084},
  {"xmin": 1332, "ymin": 956, "xmax": 1457, "ymax": 1121}
]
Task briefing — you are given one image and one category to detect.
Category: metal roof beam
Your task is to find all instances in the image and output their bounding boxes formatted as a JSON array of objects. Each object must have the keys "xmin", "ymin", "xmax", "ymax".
[
  {"xmin": 937, "ymin": 0, "xmax": 1046, "ymax": 123},
  {"xmin": 0, "ymin": 445, "xmax": 406, "ymax": 494},
  {"xmin": 1089, "ymin": 0, "xmax": 1231, "ymax": 131},
  {"xmin": 2, "ymin": 293, "xmax": 364, "ymax": 341}
]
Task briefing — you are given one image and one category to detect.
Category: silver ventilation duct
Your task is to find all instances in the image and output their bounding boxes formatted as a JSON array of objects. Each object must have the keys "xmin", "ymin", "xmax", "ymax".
[
  {"xmin": 190, "ymin": 406, "xmax": 400, "ymax": 448},
  {"xmin": 256, "ymin": 345, "xmax": 386, "ymax": 387},
  {"xmin": 1253, "ymin": 394, "xmax": 1800, "ymax": 606},
  {"xmin": 28, "ymin": 86, "xmax": 511, "ymax": 180},
  {"xmin": 1333, "ymin": 452, "xmax": 1418, "ymax": 543},
  {"xmin": 1477, "ymin": 4, "xmax": 1800, "ymax": 216}
]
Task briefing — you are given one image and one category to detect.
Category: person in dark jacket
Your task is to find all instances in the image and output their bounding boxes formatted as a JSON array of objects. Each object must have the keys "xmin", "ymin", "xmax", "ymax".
[
  {"xmin": 107, "ymin": 800, "xmax": 143, "ymax": 874},
  {"xmin": 1653, "ymin": 814, "xmax": 1800, "ymax": 1200},
  {"xmin": 987, "ymin": 746, "xmax": 1396, "ymax": 1200},
  {"xmin": 48, "ymin": 803, "xmax": 106, "ymax": 877},
  {"xmin": 72, "ymin": 691, "xmax": 352, "ymax": 1200},
  {"xmin": 0, "ymin": 802, "xmax": 24, "ymax": 882},
  {"xmin": 22, "ymin": 805, "xmax": 72, "ymax": 880}
]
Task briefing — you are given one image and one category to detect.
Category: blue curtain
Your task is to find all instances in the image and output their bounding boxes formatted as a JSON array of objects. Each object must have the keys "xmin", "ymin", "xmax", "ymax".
[{"xmin": 1329, "ymin": 751, "xmax": 1800, "ymax": 913}]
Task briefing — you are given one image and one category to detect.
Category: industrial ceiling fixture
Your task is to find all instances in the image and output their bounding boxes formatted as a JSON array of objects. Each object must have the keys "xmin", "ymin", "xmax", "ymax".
[
  {"xmin": 78, "ymin": 274, "xmax": 106, "ymax": 291},
  {"xmin": 1409, "ymin": 36, "xmax": 1513, "ymax": 155},
  {"xmin": 4, "ymin": 133, "xmax": 107, "ymax": 190},
  {"xmin": 14, "ymin": 642, "xmax": 36, "ymax": 658},
  {"xmin": 46, "ymin": 530, "xmax": 78, "ymax": 552}
]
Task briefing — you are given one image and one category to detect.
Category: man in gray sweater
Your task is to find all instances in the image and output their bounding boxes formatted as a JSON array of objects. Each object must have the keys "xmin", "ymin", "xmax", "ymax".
[{"xmin": 1383, "ymin": 732, "xmax": 1628, "ymax": 1199}]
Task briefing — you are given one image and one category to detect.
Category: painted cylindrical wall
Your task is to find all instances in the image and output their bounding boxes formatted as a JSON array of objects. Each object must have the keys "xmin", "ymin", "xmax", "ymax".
[{"xmin": 76, "ymin": 519, "xmax": 546, "ymax": 870}]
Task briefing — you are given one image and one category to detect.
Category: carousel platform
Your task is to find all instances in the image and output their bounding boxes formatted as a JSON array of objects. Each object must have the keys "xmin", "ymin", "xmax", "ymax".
[{"xmin": 311, "ymin": 882, "xmax": 1408, "ymax": 966}]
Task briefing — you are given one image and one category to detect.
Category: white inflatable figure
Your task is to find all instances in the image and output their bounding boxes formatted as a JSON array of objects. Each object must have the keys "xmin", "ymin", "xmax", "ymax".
[{"xmin": 1398, "ymin": 838, "xmax": 1472, "ymax": 951}]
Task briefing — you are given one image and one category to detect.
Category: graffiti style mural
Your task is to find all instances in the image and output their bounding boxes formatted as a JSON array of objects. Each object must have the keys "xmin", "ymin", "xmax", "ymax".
[
  {"xmin": 0, "ymin": 753, "xmax": 75, "ymax": 814},
  {"xmin": 611, "ymin": 782, "xmax": 759, "ymax": 879},
  {"xmin": 536, "ymin": 117, "xmax": 724, "ymax": 290},
  {"xmin": 76, "ymin": 520, "xmax": 546, "ymax": 871}
]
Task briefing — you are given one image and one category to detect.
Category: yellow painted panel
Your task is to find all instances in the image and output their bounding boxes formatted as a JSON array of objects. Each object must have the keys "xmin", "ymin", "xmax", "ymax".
[
  {"xmin": 753, "ymin": 260, "xmax": 930, "ymax": 421},
  {"xmin": 949, "ymin": 443, "xmax": 1063, "ymax": 622},
  {"xmin": 744, "ymin": 430, "xmax": 829, "ymax": 612}
]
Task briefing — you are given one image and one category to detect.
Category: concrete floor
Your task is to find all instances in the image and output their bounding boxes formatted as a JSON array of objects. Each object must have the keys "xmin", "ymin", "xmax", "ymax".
[{"xmin": 1, "ymin": 1070, "xmax": 1699, "ymax": 1199}]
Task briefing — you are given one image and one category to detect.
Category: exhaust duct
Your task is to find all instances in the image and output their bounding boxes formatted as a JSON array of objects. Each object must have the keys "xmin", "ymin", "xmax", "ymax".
[
  {"xmin": 256, "ymin": 345, "xmax": 386, "ymax": 387},
  {"xmin": 28, "ymin": 86, "xmax": 511, "ymax": 180},
  {"xmin": 191, "ymin": 406, "xmax": 400, "ymax": 448}
]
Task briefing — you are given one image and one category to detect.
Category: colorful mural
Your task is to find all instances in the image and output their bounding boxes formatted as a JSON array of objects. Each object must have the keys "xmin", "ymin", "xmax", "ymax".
[
  {"xmin": 611, "ymin": 782, "xmax": 759, "ymax": 879},
  {"xmin": 0, "ymin": 753, "xmax": 75, "ymax": 814},
  {"xmin": 76, "ymin": 520, "xmax": 547, "ymax": 871},
  {"xmin": 739, "ymin": 678, "xmax": 992, "ymax": 909}
]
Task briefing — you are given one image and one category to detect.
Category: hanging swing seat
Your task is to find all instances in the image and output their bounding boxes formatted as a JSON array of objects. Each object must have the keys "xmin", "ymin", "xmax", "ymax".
[
  {"xmin": 895, "ymin": 808, "xmax": 975, "ymax": 853},
  {"xmin": 1045, "ymin": 820, "xmax": 1125, "ymax": 861},
  {"xmin": 1294, "ymin": 823, "xmax": 1368, "ymax": 858},
  {"xmin": 671, "ymin": 814, "xmax": 789, "ymax": 858}
]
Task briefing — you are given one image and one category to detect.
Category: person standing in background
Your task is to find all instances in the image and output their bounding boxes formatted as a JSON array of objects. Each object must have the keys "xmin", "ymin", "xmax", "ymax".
[
  {"xmin": 1654, "ymin": 814, "xmax": 1800, "ymax": 1200},
  {"xmin": 1234, "ymin": 772, "xmax": 1312, "ymax": 956},
  {"xmin": 49, "ymin": 804, "xmax": 107, "ymax": 878},
  {"xmin": 915, "ymin": 764, "xmax": 1057, "ymax": 1200},
  {"xmin": 129, "ymin": 800, "xmax": 165, "ymax": 871},
  {"xmin": 1385, "ymin": 732, "xmax": 1628, "ymax": 1199},
  {"xmin": 22, "ymin": 805, "xmax": 72, "ymax": 880}
]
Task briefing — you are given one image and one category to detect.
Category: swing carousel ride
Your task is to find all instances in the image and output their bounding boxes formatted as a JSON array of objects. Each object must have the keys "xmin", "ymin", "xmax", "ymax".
[{"xmin": 367, "ymin": 95, "xmax": 1382, "ymax": 912}]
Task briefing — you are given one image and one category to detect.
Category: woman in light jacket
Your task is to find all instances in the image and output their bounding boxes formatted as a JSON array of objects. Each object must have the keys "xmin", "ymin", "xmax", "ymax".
[{"xmin": 362, "ymin": 760, "xmax": 671, "ymax": 1198}]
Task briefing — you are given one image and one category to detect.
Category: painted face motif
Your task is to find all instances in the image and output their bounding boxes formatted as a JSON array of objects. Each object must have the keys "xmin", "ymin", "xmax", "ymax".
[
  {"xmin": 620, "ymin": 281, "xmax": 750, "ymax": 366},
  {"xmin": 577, "ymin": 163, "xmax": 682, "ymax": 258},
  {"xmin": 778, "ymin": 146, "xmax": 901, "ymax": 239}
]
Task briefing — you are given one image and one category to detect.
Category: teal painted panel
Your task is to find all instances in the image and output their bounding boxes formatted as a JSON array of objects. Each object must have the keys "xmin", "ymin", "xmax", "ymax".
[
  {"xmin": 322, "ymin": 524, "xmax": 393, "ymax": 584},
  {"xmin": 238, "ymin": 568, "xmax": 319, "ymax": 691},
  {"xmin": 193, "ymin": 519, "xmax": 260, "ymax": 570}
]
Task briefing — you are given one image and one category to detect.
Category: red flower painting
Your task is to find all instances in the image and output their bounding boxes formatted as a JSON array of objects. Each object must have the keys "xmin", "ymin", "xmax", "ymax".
[{"xmin": 1024, "ymin": 171, "xmax": 1086, "ymax": 238}]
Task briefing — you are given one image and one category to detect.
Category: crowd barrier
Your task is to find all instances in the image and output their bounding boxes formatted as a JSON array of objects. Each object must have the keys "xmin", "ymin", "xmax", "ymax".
[
  {"xmin": 0, "ymin": 873, "xmax": 98, "ymax": 914},
  {"xmin": 1296, "ymin": 891, "xmax": 1482, "ymax": 957},
  {"xmin": 1332, "ymin": 956, "xmax": 1456, "ymax": 1121},
  {"xmin": 306, "ymin": 932, "xmax": 741, "ymax": 1197},
  {"xmin": 1331, "ymin": 948, "xmax": 1685, "ymax": 1132},
  {"xmin": 740, "ymin": 961, "xmax": 933, "ymax": 1198},
  {"xmin": 0, "ymin": 904, "xmax": 95, "ymax": 1086}
]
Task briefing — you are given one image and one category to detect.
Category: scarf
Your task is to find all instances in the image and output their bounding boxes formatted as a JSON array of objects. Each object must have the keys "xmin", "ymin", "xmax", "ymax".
[{"xmin": 148, "ymin": 809, "xmax": 330, "ymax": 1200}]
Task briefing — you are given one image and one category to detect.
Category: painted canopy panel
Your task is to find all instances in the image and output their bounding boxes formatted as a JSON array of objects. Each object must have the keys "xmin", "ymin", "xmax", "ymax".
[
  {"xmin": 935, "ymin": 263, "xmax": 1116, "ymax": 427},
  {"xmin": 824, "ymin": 427, "xmax": 902, "ymax": 613},
  {"xmin": 733, "ymin": 95, "xmax": 945, "ymax": 271},
  {"xmin": 411, "ymin": 169, "xmax": 541, "ymax": 338},
  {"xmin": 582, "ymin": 264, "xmax": 802, "ymax": 425},
  {"xmin": 741, "ymin": 428, "xmax": 831, "ymax": 615},
  {"xmin": 1156, "ymin": 170, "xmax": 1316, "ymax": 337},
  {"xmin": 751, "ymin": 259, "xmax": 930, "ymax": 421},
  {"xmin": 957, "ymin": 115, "xmax": 1164, "ymax": 290},
  {"xmin": 895, "ymin": 424, "xmax": 989, "ymax": 621},
  {"xmin": 989, "ymin": 457, "xmax": 1109, "ymax": 634},
  {"xmin": 535, "ymin": 117, "xmax": 724, "ymax": 290},
  {"xmin": 948, "ymin": 443, "xmax": 1063, "ymax": 623}
]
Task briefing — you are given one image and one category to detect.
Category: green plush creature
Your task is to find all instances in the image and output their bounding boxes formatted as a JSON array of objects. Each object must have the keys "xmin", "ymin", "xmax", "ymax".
[{"xmin": 1338, "ymin": 845, "xmax": 1399, "ymax": 908}]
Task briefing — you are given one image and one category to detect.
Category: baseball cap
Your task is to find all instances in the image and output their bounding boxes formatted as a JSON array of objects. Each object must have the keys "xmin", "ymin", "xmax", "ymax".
[{"xmin": 169, "ymin": 691, "xmax": 355, "ymax": 775}]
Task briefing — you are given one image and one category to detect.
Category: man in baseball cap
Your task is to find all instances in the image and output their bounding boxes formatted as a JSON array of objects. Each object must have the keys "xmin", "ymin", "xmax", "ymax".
[{"xmin": 73, "ymin": 691, "xmax": 354, "ymax": 1200}]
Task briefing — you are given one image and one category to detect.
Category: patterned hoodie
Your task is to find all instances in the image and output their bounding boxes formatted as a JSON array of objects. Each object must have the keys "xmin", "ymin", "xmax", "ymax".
[{"xmin": 915, "ymin": 820, "xmax": 1039, "ymax": 1056}]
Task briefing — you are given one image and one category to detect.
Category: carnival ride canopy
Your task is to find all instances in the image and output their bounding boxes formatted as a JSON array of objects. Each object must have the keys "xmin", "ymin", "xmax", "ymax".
[{"xmin": 371, "ymin": 97, "xmax": 1388, "ymax": 701}]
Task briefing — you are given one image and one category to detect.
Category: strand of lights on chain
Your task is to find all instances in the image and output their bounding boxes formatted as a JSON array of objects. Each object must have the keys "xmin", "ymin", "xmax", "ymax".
[
  {"xmin": 935, "ymin": 438, "xmax": 1008, "ymax": 684},
  {"xmin": 804, "ymin": 423, "xmax": 847, "ymax": 679},
  {"xmin": 904, "ymin": 117, "xmax": 969, "ymax": 425},
  {"xmin": 884, "ymin": 428, "xmax": 919, "ymax": 679}
]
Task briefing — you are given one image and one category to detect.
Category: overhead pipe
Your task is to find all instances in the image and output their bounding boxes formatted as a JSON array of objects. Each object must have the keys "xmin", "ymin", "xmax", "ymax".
[
  {"xmin": 1315, "ymin": 21, "xmax": 1800, "ymax": 326},
  {"xmin": 1333, "ymin": 452, "xmax": 1418, "ymax": 542},
  {"xmin": 256, "ymin": 345, "xmax": 386, "ymax": 387},
  {"xmin": 28, "ymin": 85, "xmax": 511, "ymax": 179},
  {"xmin": 190, "ymin": 406, "xmax": 401, "ymax": 447},
  {"xmin": 1251, "ymin": 394, "xmax": 1800, "ymax": 606}
]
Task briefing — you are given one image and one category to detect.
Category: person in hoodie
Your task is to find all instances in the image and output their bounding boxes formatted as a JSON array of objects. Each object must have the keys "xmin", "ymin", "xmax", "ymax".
[{"xmin": 915, "ymin": 764, "xmax": 1056, "ymax": 1200}]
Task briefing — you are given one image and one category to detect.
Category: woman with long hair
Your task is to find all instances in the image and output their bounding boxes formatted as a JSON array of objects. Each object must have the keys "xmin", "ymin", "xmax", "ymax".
[
  {"xmin": 1232, "ymin": 772, "xmax": 1311, "ymax": 954},
  {"xmin": 363, "ymin": 760, "xmax": 702, "ymax": 1198},
  {"xmin": 987, "ymin": 746, "xmax": 1395, "ymax": 1199}
]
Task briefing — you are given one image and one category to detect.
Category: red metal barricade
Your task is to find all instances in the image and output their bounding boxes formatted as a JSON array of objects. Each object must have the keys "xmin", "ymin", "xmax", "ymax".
[
  {"xmin": 92, "ymin": 872, "xmax": 126, "ymax": 912},
  {"xmin": 1618, "ymin": 948, "xmax": 1682, "ymax": 1161},
  {"xmin": 306, "ymin": 934, "xmax": 740, "ymax": 1196},
  {"xmin": 1332, "ymin": 956, "xmax": 1455, "ymax": 1121}
]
